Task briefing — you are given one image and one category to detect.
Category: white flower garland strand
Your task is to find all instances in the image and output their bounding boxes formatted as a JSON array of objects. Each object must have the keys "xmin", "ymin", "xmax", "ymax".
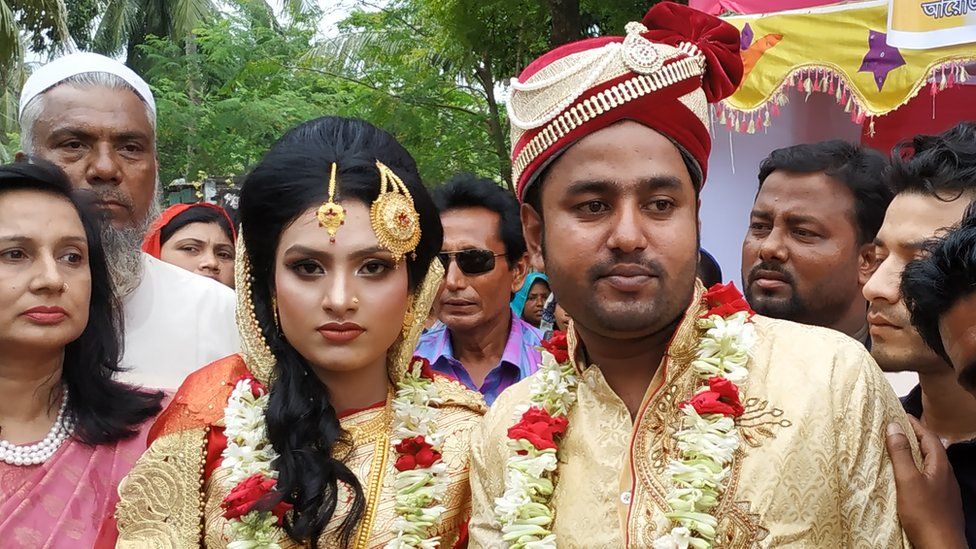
[
  {"xmin": 494, "ymin": 299, "xmax": 755, "ymax": 549},
  {"xmin": 220, "ymin": 365, "xmax": 452, "ymax": 549},
  {"xmin": 221, "ymin": 378, "xmax": 281, "ymax": 549},
  {"xmin": 654, "ymin": 310, "xmax": 755, "ymax": 549},
  {"xmin": 385, "ymin": 360, "xmax": 450, "ymax": 549},
  {"xmin": 493, "ymin": 349, "xmax": 578, "ymax": 549}
]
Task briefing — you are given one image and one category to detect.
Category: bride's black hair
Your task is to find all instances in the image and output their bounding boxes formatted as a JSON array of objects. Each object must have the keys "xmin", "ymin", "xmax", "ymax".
[{"xmin": 238, "ymin": 116, "xmax": 442, "ymax": 546}]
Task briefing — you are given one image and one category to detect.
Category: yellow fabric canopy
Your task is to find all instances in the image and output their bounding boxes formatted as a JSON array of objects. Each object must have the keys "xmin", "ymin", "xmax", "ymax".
[{"xmin": 719, "ymin": 0, "xmax": 976, "ymax": 132}]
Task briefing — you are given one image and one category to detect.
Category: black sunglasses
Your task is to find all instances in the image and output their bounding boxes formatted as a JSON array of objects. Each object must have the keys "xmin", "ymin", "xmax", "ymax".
[{"xmin": 438, "ymin": 249, "xmax": 506, "ymax": 276}]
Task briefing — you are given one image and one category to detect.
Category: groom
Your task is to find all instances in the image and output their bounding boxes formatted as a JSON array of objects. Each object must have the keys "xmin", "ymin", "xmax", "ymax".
[{"xmin": 468, "ymin": 3, "xmax": 916, "ymax": 547}]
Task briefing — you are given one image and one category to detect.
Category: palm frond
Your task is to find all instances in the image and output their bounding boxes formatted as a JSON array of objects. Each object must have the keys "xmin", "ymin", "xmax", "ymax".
[
  {"xmin": 306, "ymin": 29, "xmax": 429, "ymax": 74},
  {"xmin": 0, "ymin": 1, "xmax": 21, "ymax": 76},
  {"xmin": 170, "ymin": 0, "xmax": 217, "ymax": 39},
  {"xmin": 92, "ymin": 0, "xmax": 141, "ymax": 55}
]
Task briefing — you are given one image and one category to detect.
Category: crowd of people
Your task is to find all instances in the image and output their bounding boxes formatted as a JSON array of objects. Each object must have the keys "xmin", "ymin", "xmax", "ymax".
[{"xmin": 1, "ymin": 2, "xmax": 975, "ymax": 548}]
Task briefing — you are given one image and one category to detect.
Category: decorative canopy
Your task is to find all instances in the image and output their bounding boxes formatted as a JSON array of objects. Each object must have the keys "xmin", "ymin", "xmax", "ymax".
[{"xmin": 718, "ymin": 0, "xmax": 976, "ymax": 133}]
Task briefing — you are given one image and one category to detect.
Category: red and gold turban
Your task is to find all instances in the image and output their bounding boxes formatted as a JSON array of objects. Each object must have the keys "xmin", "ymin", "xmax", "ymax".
[{"xmin": 509, "ymin": 2, "xmax": 743, "ymax": 200}]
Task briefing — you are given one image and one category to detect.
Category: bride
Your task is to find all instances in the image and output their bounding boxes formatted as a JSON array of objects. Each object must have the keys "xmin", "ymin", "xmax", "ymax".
[{"xmin": 111, "ymin": 117, "xmax": 485, "ymax": 548}]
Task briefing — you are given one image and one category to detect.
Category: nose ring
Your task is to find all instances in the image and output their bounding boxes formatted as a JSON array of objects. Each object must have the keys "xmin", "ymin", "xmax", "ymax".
[
  {"xmin": 60, "ymin": 283, "xmax": 68, "ymax": 293},
  {"xmin": 353, "ymin": 297, "xmax": 360, "ymax": 304}
]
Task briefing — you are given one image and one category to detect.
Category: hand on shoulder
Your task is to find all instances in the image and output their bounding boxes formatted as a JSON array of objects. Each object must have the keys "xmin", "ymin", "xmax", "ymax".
[{"xmin": 885, "ymin": 416, "xmax": 967, "ymax": 549}]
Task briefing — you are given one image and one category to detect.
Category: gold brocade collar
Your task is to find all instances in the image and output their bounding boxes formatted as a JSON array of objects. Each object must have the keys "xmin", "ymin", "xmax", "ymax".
[
  {"xmin": 566, "ymin": 281, "xmax": 706, "ymax": 375},
  {"xmin": 337, "ymin": 388, "xmax": 395, "ymax": 450}
]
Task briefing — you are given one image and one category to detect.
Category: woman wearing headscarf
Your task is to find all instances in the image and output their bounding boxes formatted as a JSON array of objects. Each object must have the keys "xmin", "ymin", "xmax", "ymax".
[
  {"xmin": 510, "ymin": 272, "xmax": 549, "ymax": 328},
  {"xmin": 142, "ymin": 203, "xmax": 237, "ymax": 288},
  {"xmin": 0, "ymin": 161, "xmax": 163, "ymax": 546},
  {"xmin": 109, "ymin": 117, "xmax": 485, "ymax": 548}
]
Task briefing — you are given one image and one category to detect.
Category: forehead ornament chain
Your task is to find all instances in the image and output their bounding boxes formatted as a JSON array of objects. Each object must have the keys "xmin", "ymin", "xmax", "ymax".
[{"xmin": 317, "ymin": 162, "xmax": 346, "ymax": 243}]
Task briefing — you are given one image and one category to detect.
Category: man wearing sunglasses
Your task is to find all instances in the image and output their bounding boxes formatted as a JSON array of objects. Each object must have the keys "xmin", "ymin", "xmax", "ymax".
[{"xmin": 415, "ymin": 173, "xmax": 542, "ymax": 405}]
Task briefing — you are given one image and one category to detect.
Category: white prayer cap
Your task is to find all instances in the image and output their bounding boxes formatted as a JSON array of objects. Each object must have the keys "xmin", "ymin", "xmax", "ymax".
[{"xmin": 18, "ymin": 52, "xmax": 156, "ymax": 122}]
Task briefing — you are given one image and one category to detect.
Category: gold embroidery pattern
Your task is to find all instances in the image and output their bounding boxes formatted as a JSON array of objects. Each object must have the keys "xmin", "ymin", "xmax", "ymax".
[
  {"xmin": 115, "ymin": 428, "xmax": 208, "ymax": 548},
  {"xmin": 234, "ymin": 234, "xmax": 277, "ymax": 386},
  {"xmin": 471, "ymin": 311, "xmax": 917, "ymax": 548},
  {"xmin": 629, "ymin": 284, "xmax": 774, "ymax": 547},
  {"xmin": 351, "ymin": 393, "xmax": 393, "ymax": 549},
  {"xmin": 352, "ymin": 430, "xmax": 390, "ymax": 549},
  {"xmin": 431, "ymin": 375, "xmax": 488, "ymax": 415},
  {"xmin": 388, "ymin": 260, "xmax": 444, "ymax": 382},
  {"xmin": 715, "ymin": 501, "xmax": 770, "ymax": 548},
  {"xmin": 738, "ymin": 397, "xmax": 792, "ymax": 448}
]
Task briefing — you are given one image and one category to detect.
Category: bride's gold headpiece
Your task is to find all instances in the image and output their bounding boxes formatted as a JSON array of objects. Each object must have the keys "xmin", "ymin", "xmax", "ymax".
[
  {"xmin": 317, "ymin": 162, "xmax": 345, "ymax": 243},
  {"xmin": 235, "ymin": 159, "xmax": 438, "ymax": 385},
  {"xmin": 316, "ymin": 160, "xmax": 421, "ymax": 264},
  {"xmin": 371, "ymin": 160, "xmax": 421, "ymax": 264}
]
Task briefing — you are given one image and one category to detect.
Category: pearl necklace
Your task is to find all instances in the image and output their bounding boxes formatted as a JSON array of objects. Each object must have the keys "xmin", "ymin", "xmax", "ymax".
[{"xmin": 0, "ymin": 387, "xmax": 74, "ymax": 467}]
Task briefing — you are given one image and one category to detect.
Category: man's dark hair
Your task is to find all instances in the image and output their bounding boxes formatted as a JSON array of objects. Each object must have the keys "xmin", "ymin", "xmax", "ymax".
[
  {"xmin": 0, "ymin": 159, "xmax": 164, "ymax": 445},
  {"xmin": 902, "ymin": 202, "xmax": 976, "ymax": 366},
  {"xmin": 433, "ymin": 173, "xmax": 526, "ymax": 264},
  {"xmin": 889, "ymin": 122, "xmax": 976, "ymax": 199},
  {"xmin": 757, "ymin": 140, "xmax": 892, "ymax": 245}
]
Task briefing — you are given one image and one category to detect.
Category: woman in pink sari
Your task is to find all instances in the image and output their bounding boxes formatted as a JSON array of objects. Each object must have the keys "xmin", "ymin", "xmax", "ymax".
[{"xmin": 0, "ymin": 161, "xmax": 163, "ymax": 546}]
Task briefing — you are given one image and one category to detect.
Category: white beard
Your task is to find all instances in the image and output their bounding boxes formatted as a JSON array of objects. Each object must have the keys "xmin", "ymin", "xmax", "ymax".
[
  {"xmin": 101, "ymin": 196, "xmax": 161, "ymax": 297},
  {"xmin": 101, "ymin": 223, "xmax": 147, "ymax": 297}
]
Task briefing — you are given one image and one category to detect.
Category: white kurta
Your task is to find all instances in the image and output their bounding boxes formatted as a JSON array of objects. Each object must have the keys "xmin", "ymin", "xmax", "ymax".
[{"xmin": 118, "ymin": 254, "xmax": 239, "ymax": 390}]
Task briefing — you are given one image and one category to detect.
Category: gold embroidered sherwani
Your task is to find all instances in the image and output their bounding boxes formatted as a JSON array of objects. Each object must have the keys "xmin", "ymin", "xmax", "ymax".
[
  {"xmin": 112, "ymin": 355, "xmax": 486, "ymax": 548},
  {"xmin": 469, "ymin": 288, "xmax": 918, "ymax": 548}
]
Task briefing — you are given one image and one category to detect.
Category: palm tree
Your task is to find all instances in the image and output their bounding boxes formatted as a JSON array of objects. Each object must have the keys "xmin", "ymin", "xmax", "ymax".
[
  {"xmin": 91, "ymin": 0, "xmax": 216, "ymax": 69},
  {"xmin": 0, "ymin": 0, "xmax": 69, "ymax": 80},
  {"xmin": 92, "ymin": 0, "xmax": 316, "ymax": 69}
]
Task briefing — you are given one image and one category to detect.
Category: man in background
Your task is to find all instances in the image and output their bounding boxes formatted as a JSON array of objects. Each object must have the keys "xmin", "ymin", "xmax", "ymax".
[
  {"xmin": 17, "ymin": 52, "xmax": 238, "ymax": 388},
  {"xmin": 865, "ymin": 122, "xmax": 976, "ymax": 547},
  {"xmin": 741, "ymin": 140, "xmax": 891, "ymax": 347},
  {"xmin": 415, "ymin": 173, "xmax": 541, "ymax": 405}
]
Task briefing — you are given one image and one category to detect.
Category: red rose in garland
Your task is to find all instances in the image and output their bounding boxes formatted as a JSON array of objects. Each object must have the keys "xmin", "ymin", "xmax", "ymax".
[
  {"xmin": 686, "ymin": 376, "xmax": 745, "ymax": 418},
  {"xmin": 222, "ymin": 474, "xmax": 293, "ymax": 525},
  {"xmin": 541, "ymin": 331, "xmax": 570, "ymax": 363},
  {"xmin": 394, "ymin": 435, "xmax": 442, "ymax": 471},
  {"xmin": 231, "ymin": 374, "xmax": 265, "ymax": 398},
  {"xmin": 702, "ymin": 282, "xmax": 754, "ymax": 319},
  {"xmin": 688, "ymin": 376, "xmax": 745, "ymax": 417},
  {"xmin": 507, "ymin": 406, "xmax": 569, "ymax": 450}
]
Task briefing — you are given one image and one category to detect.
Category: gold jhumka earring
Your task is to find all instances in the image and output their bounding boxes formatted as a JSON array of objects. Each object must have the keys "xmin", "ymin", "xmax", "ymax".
[{"xmin": 317, "ymin": 162, "xmax": 346, "ymax": 243}]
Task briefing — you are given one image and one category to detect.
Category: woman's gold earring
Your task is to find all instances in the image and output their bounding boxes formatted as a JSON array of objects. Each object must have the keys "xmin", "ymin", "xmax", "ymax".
[
  {"xmin": 271, "ymin": 296, "xmax": 280, "ymax": 329},
  {"xmin": 401, "ymin": 297, "xmax": 415, "ymax": 336}
]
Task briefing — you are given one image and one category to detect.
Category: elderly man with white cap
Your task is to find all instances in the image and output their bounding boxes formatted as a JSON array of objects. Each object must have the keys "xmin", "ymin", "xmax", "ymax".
[{"xmin": 17, "ymin": 52, "xmax": 238, "ymax": 389}]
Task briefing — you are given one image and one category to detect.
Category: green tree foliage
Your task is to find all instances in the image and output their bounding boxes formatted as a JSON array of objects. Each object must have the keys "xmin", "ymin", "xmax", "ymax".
[
  {"xmin": 2, "ymin": 0, "xmax": 682, "ymax": 190},
  {"xmin": 92, "ymin": 0, "xmax": 216, "ymax": 69},
  {"xmin": 319, "ymin": 0, "xmax": 678, "ymax": 189},
  {"xmin": 142, "ymin": 5, "xmax": 495, "ymax": 188},
  {"xmin": 141, "ymin": 11, "xmax": 327, "ymax": 185},
  {"xmin": 1, "ymin": 1, "xmax": 70, "ymax": 80}
]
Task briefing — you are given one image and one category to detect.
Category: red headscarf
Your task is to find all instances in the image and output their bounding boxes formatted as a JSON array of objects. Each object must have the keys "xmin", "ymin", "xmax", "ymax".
[{"xmin": 141, "ymin": 203, "xmax": 237, "ymax": 259}]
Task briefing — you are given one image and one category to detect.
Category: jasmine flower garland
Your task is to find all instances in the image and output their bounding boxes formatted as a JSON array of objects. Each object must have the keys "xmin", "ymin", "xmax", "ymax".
[
  {"xmin": 219, "ymin": 358, "xmax": 453, "ymax": 549},
  {"xmin": 494, "ymin": 283, "xmax": 755, "ymax": 549}
]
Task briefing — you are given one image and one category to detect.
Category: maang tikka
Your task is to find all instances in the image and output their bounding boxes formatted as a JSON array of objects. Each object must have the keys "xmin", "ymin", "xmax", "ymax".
[
  {"xmin": 317, "ymin": 162, "xmax": 345, "ymax": 243},
  {"xmin": 371, "ymin": 160, "xmax": 421, "ymax": 264}
]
